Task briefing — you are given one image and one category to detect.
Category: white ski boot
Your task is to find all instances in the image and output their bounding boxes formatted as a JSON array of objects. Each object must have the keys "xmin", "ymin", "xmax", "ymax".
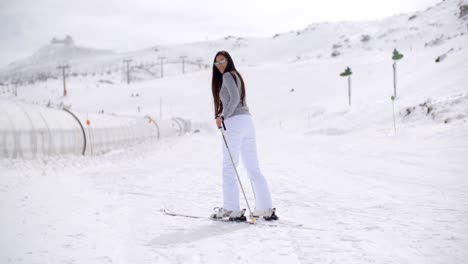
[
  {"xmin": 252, "ymin": 208, "xmax": 278, "ymax": 221},
  {"xmin": 210, "ymin": 207, "xmax": 247, "ymax": 222}
]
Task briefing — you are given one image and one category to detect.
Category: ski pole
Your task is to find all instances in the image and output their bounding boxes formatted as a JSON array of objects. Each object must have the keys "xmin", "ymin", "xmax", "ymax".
[{"xmin": 219, "ymin": 121, "xmax": 255, "ymax": 221}]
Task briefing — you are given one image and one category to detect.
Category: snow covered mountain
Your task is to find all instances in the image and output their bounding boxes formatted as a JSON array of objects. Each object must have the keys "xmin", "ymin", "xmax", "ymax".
[
  {"xmin": 0, "ymin": 36, "xmax": 115, "ymax": 80},
  {"xmin": 1, "ymin": 0, "xmax": 466, "ymax": 83}
]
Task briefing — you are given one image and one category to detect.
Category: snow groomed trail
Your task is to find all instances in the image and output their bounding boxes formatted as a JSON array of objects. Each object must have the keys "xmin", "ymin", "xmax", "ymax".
[{"xmin": 1, "ymin": 124, "xmax": 466, "ymax": 263}]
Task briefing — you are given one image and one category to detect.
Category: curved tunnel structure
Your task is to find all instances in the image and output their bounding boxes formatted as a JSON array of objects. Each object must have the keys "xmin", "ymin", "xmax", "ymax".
[{"xmin": 0, "ymin": 98, "xmax": 191, "ymax": 159}]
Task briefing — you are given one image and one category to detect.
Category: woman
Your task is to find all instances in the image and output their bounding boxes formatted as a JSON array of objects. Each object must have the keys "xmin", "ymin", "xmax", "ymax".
[{"xmin": 210, "ymin": 51, "xmax": 278, "ymax": 221}]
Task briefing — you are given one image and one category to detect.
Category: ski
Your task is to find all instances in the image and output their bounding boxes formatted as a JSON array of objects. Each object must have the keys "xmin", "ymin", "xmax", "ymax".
[
  {"xmin": 161, "ymin": 209, "xmax": 255, "ymax": 224},
  {"xmin": 161, "ymin": 209, "xmax": 206, "ymax": 219},
  {"xmin": 160, "ymin": 209, "xmax": 312, "ymax": 230}
]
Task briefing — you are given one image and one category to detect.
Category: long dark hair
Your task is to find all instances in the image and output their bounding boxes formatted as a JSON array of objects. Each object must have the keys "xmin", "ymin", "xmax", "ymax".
[{"xmin": 211, "ymin": 50, "xmax": 246, "ymax": 117}]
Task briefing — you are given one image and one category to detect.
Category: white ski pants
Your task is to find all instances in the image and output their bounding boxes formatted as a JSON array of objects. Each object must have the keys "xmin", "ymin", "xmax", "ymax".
[{"xmin": 221, "ymin": 114, "xmax": 272, "ymax": 211}]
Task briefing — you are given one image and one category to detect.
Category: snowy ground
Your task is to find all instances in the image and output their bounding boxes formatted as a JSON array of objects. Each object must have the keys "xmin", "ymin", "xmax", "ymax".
[
  {"xmin": 2, "ymin": 58, "xmax": 468, "ymax": 263},
  {"xmin": 1, "ymin": 120, "xmax": 467, "ymax": 263},
  {"xmin": 2, "ymin": 52, "xmax": 468, "ymax": 262},
  {"xmin": 1, "ymin": 0, "xmax": 468, "ymax": 262}
]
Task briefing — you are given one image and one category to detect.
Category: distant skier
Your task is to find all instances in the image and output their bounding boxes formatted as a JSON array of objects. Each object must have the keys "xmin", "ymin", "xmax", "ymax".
[{"xmin": 210, "ymin": 50, "xmax": 278, "ymax": 221}]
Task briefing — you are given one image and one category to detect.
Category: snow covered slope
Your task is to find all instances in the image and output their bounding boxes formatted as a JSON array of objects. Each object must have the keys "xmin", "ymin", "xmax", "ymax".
[
  {"xmin": 0, "ymin": 36, "xmax": 115, "ymax": 80},
  {"xmin": 1, "ymin": 0, "xmax": 467, "ymax": 83},
  {"xmin": 0, "ymin": 0, "xmax": 467, "ymax": 263}
]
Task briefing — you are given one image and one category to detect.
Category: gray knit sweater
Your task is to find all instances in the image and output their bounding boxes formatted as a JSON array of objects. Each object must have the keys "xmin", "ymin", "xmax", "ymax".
[{"xmin": 220, "ymin": 72, "xmax": 250, "ymax": 119}]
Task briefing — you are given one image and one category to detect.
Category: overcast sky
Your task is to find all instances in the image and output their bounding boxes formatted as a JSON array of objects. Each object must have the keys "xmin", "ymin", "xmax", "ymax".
[{"xmin": 1, "ymin": 0, "xmax": 440, "ymax": 68}]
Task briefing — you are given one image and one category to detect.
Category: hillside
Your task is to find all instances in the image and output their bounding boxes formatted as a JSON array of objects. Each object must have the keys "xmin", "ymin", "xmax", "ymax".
[{"xmin": 1, "ymin": 0, "xmax": 467, "ymax": 263}]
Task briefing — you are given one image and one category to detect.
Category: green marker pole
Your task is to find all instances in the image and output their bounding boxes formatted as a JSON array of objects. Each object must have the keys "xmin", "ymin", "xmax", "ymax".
[
  {"xmin": 391, "ymin": 95, "xmax": 396, "ymax": 133},
  {"xmin": 340, "ymin": 67, "xmax": 353, "ymax": 106},
  {"xmin": 348, "ymin": 76, "xmax": 351, "ymax": 106},
  {"xmin": 392, "ymin": 49, "xmax": 404, "ymax": 99},
  {"xmin": 393, "ymin": 61, "xmax": 397, "ymax": 98}
]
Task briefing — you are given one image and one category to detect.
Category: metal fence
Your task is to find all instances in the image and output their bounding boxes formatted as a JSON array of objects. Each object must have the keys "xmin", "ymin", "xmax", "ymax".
[{"xmin": 0, "ymin": 98, "xmax": 191, "ymax": 158}]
